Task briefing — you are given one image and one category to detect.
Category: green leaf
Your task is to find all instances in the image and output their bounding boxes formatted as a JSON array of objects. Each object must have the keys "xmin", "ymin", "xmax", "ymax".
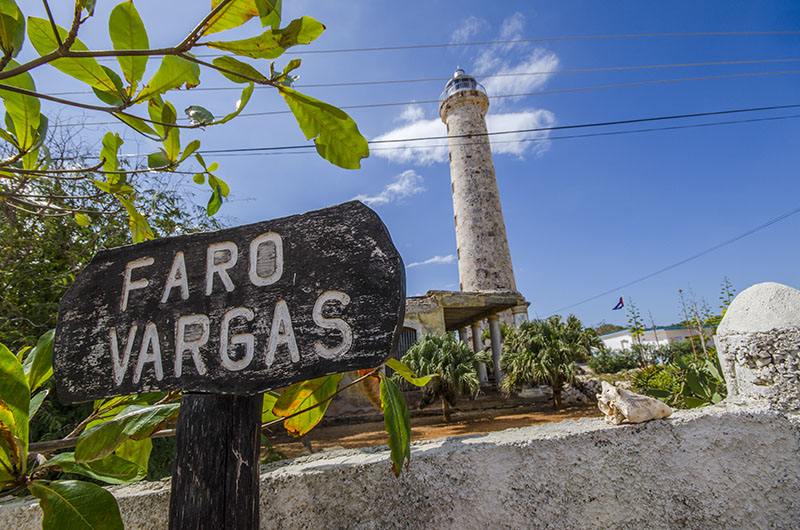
[
  {"xmin": 0, "ymin": 1, "xmax": 24, "ymax": 58},
  {"xmin": 114, "ymin": 112, "xmax": 158, "ymax": 137},
  {"xmin": 644, "ymin": 388, "xmax": 672, "ymax": 399},
  {"xmin": 212, "ymin": 56, "xmax": 266, "ymax": 84},
  {"xmin": 48, "ymin": 453, "xmax": 146, "ymax": 485},
  {"xmin": 108, "ymin": 0, "xmax": 149, "ymax": 88},
  {"xmin": 80, "ymin": 0, "xmax": 97, "ymax": 16},
  {"xmin": 262, "ymin": 391, "xmax": 280, "ymax": 423},
  {"xmin": 192, "ymin": 172, "xmax": 205, "ymax": 184},
  {"xmin": 684, "ymin": 369, "xmax": 708, "ymax": 398},
  {"xmin": 206, "ymin": 182, "xmax": 223, "ymax": 215},
  {"xmin": 22, "ymin": 328, "xmax": 53, "ymax": 393},
  {"xmin": 0, "ymin": 60, "xmax": 41, "ymax": 150},
  {"xmin": 179, "ymin": 139, "xmax": 201, "ymax": 163},
  {"xmin": 30, "ymin": 480, "xmax": 124, "ymax": 530},
  {"xmin": 147, "ymin": 149, "xmax": 171, "ymax": 169},
  {"xmin": 29, "ymin": 389, "xmax": 48, "ymax": 419},
  {"xmin": 27, "ymin": 18, "xmax": 119, "ymax": 94},
  {"xmin": 683, "ymin": 396, "xmax": 709, "ymax": 409},
  {"xmin": 0, "ymin": 340, "xmax": 29, "ymax": 472},
  {"xmin": 100, "ymin": 132, "xmax": 124, "ymax": 173},
  {"xmin": 278, "ymin": 86, "xmax": 369, "ymax": 169},
  {"xmin": 114, "ymin": 438, "xmax": 152, "ymax": 474},
  {"xmin": 272, "ymin": 374, "xmax": 342, "ymax": 437},
  {"xmin": 185, "ymin": 105, "xmax": 214, "ymax": 125},
  {"xmin": 203, "ymin": 0, "xmax": 261, "ymax": 36},
  {"xmin": 385, "ymin": 358, "xmax": 436, "ymax": 387},
  {"xmin": 217, "ymin": 82, "xmax": 253, "ymax": 124},
  {"xmin": 258, "ymin": 0, "xmax": 281, "ymax": 29},
  {"xmin": 205, "ymin": 16, "xmax": 324, "ymax": 59},
  {"xmin": 135, "ymin": 55, "xmax": 200, "ymax": 103},
  {"xmin": 91, "ymin": 66, "xmax": 126, "ymax": 106},
  {"xmin": 380, "ymin": 374, "xmax": 411, "ymax": 476},
  {"xmin": 118, "ymin": 197, "xmax": 154, "ymax": 243},
  {"xmin": 75, "ymin": 403, "xmax": 179, "ymax": 462}
]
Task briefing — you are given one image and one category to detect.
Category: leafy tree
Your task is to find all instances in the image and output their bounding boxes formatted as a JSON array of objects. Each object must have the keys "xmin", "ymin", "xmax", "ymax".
[
  {"xmin": 594, "ymin": 322, "xmax": 625, "ymax": 336},
  {"xmin": 501, "ymin": 315, "xmax": 595, "ymax": 409},
  {"xmin": 397, "ymin": 333, "xmax": 480, "ymax": 422},
  {"xmin": 0, "ymin": 0, "xmax": 368, "ymax": 241},
  {"xmin": 0, "ymin": 122, "xmax": 223, "ymax": 350}
]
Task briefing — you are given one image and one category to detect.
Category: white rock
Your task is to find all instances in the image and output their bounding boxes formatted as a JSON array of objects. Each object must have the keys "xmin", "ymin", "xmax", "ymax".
[{"xmin": 596, "ymin": 381, "xmax": 672, "ymax": 425}]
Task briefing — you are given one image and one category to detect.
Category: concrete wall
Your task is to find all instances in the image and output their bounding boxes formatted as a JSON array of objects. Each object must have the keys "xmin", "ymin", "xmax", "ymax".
[{"xmin": 2, "ymin": 404, "xmax": 799, "ymax": 529}]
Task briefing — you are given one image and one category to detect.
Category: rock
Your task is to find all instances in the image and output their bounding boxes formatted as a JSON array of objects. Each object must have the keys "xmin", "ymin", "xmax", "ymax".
[
  {"xmin": 596, "ymin": 381, "xmax": 672, "ymax": 425},
  {"xmin": 716, "ymin": 282, "xmax": 800, "ymax": 411},
  {"xmin": 561, "ymin": 384, "xmax": 591, "ymax": 405}
]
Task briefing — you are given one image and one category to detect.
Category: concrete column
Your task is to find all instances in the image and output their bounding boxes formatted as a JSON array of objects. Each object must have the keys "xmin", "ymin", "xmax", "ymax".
[
  {"xmin": 458, "ymin": 327, "xmax": 469, "ymax": 344},
  {"xmin": 471, "ymin": 322, "xmax": 488, "ymax": 383},
  {"xmin": 512, "ymin": 305, "xmax": 529, "ymax": 328},
  {"xmin": 488, "ymin": 314, "xmax": 504, "ymax": 389}
]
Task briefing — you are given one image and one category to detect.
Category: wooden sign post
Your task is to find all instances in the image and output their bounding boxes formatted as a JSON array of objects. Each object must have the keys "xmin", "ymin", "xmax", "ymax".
[{"xmin": 53, "ymin": 201, "xmax": 405, "ymax": 529}]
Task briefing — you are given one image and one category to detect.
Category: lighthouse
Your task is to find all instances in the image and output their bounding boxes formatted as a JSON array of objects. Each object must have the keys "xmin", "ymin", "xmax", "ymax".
[{"xmin": 439, "ymin": 69, "xmax": 526, "ymax": 319}]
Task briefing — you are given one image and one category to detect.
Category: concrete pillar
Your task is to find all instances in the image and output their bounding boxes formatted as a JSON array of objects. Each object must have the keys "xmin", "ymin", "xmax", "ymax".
[
  {"xmin": 471, "ymin": 321, "xmax": 488, "ymax": 383},
  {"xmin": 458, "ymin": 327, "xmax": 469, "ymax": 344},
  {"xmin": 488, "ymin": 314, "xmax": 504, "ymax": 389},
  {"xmin": 512, "ymin": 304, "xmax": 529, "ymax": 328}
]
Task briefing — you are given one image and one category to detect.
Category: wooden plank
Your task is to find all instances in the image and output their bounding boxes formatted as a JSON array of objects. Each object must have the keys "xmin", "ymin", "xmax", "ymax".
[
  {"xmin": 168, "ymin": 393, "xmax": 262, "ymax": 530},
  {"xmin": 53, "ymin": 201, "xmax": 405, "ymax": 403}
]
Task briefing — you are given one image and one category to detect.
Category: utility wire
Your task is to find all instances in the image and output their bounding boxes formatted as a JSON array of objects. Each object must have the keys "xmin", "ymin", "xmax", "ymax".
[
  {"xmin": 45, "ymin": 58, "xmax": 800, "ymax": 95},
  {"xmin": 543, "ymin": 204, "xmax": 800, "ymax": 317},
  {"xmin": 197, "ymin": 113, "xmax": 800, "ymax": 157},
  {"xmin": 279, "ymin": 31, "xmax": 800, "ymax": 55},
  {"xmin": 186, "ymin": 103, "xmax": 800, "ymax": 155},
  {"xmin": 69, "ymin": 70, "xmax": 800, "ymax": 128}
]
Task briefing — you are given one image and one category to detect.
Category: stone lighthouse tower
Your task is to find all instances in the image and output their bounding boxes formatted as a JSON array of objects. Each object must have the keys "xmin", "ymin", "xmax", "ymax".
[{"xmin": 439, "ymin": 69, "xmax": 520, "ymax": 301}]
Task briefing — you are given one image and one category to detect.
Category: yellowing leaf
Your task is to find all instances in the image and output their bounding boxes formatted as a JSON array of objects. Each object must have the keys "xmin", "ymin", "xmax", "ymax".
[
  {"xmin": 385, "ymin": 358, "xmax": 436, "ymax": 387},
  {"xmin": 278, "ymin": 86, "xmax": 368, "ymax": 169},
  {"xmin": 135, "ymin": 56, "xmax": 200, "ymax": 103},
  {"xmin": 358, "ymin": 369, "xmax": 382, "ymax": 410},
  {"xmin": 273, "ymin": 374, "xmax": 342, "ymax": 437},
  {"xmin": 203, "ymin": 0, "xmax": 261, "ymax": 36},
  {"xmin": 204, "ymin": 16, "xmax": 324, "ymax": 59},
  {"xmin": 108, "ymin": 1, "xmax": 149, "ymax": 87}
]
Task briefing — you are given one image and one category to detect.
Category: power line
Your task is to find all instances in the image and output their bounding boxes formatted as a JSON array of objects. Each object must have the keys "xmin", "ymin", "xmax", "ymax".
[
  {"xmin": 278, "ymin": 31, "xmax": 800, "ymax": 55},
  {"xmin": 45, "ymin": 58, "xmax": 800, "ymax": 95},
  {"xmin": 543, "ymin": 204, "xmax": 800, "ymax": 317},
  {"xmin": 185, "ymin": 103, "xmax": 800, "ymax": 155},
  {"xmin": 196, "ymin": 113, "xmax": 800, "ymax": 157},
  {"xmin": 69, "ymin": 70, "xmax": 800, "ymax": 128}
]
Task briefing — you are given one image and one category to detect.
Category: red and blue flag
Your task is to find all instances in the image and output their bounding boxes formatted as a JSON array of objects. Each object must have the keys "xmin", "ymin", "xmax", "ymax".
[{"xmin": 612, "ymin": 297, "xmax": 624, "ymax": 310}]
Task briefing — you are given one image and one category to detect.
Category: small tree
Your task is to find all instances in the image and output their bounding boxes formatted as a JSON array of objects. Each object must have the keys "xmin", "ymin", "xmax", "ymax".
[
  {"xmin": 501, "ymin": 315, "xmax": 594, "ymax": 409},
  {"xmin": 397, "ymin": 333, "xmax": 480, "ymax": 422}
]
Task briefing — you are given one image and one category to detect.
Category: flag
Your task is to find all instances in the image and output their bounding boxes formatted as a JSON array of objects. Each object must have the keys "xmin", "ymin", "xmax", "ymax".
[{"xmin": 612, "ymin": 297, "xmax": 624, "ymax": 310}]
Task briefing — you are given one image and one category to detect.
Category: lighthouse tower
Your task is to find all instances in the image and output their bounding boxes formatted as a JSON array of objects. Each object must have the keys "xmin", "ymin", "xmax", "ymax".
[{"xmin": 439, "ymin": 69, "xmax": 520, "ymax": 301}]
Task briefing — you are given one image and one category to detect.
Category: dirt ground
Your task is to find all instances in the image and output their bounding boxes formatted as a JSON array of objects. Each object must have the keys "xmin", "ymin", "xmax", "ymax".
[{"xmin": 267, "ymin": 402, "xmax": 603, "ymax": 459}]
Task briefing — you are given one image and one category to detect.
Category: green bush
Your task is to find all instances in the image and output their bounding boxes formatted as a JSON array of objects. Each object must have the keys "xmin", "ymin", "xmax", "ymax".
[
  {"xmin": 631, "ymin": 351, "xmax": 727, "ymax": 408},
  {"xmin": 588, "ymin": 349, "xmax": 640, "ymax": 374}
]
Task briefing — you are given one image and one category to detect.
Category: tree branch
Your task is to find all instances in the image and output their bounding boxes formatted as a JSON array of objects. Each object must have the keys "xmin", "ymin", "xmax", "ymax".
[
  {"xmin": 177, "ymin": 0, "xmax": 237, "ymax": 51},
  {"xmin": 41, "ymin": 0, "xmax": 63, "ymax": 47}
]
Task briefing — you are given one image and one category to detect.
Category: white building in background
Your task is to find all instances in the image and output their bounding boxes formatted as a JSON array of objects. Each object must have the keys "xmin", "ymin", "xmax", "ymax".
[{"xmin": 599, "ymin": 326, "xmax": 715, "ymax": 351}]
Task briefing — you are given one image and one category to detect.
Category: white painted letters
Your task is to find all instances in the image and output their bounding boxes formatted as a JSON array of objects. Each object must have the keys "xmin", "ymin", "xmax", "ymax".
[
  {"xmin": 220, "ymin": 307, "xmax": 255, "ymax": 371},
  {"xmin": 249, "ymin": 232, "xmax": 283, "ymax": 286},
  {"xmin": 121, "ymin": 257, "xmax": 154, "ymax": 311},
  {"xmin": 205, "ymin": 241, "xmax": 238, "ymax": 295},
  {"xmin": 161, "ymin": 251, "xmax": 190, "ymax": 303},
  {"xmin": 134, "ymin": 322, "xmax": 164, "ymax": 383},
  {"xmin": 109, "ymin": 325, "xmax": 138, "ymax": 386},
  {"xmin": 312, "ymin": 291, "xmax": 353, "ymax": 359},
  {"xmin": 265, "ymin": 300, "xmax": 299, "ymax": 367},
  {"xmin": 174, "ymin": 314, "xmax": 209, "ymax": 377}
]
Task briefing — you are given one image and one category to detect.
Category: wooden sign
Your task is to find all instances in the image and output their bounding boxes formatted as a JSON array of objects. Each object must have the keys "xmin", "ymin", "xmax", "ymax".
[{"xmin": 53, "ymin": 201, "xmax": 406, "ymax": 404}]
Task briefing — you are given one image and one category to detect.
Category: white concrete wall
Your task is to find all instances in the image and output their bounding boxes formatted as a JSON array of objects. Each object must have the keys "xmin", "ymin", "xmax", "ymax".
[{"xmin": 3, "ymin": 404, "xmax": 799, "ymax": 529}]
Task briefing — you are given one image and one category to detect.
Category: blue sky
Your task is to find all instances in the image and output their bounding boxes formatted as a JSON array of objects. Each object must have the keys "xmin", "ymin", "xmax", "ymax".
[{"xmin": 25, "ymin": 1, "xmax": 800, "ymax": 328}]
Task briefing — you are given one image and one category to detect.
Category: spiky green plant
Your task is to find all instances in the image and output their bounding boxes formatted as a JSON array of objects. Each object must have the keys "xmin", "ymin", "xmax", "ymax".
[{"xmin": 396, "ymin": 333, "xmax": 480, "ymax": 422}]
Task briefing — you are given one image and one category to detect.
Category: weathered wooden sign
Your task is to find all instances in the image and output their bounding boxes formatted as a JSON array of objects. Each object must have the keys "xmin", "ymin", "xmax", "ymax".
[{"xmin": 53, "ymin": 201, "xmax": 405, "ymax": 404}]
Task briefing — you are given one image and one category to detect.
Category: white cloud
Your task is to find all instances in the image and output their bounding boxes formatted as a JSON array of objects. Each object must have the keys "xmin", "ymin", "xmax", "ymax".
[
  {"xmin": 352, "ymin": 170, "xmax": 425, "ymax": 206},
  {"xmin": 371, "ymin": 11, "xmax": 559, "ymax": 165},
  {"xmin": 396, "ymin": 104, "xmax": 425, "ymax": 123},
  {"xmin": 406, "ymin": 254, "xmax": 456, "ymax": 268},
  {"xmin": 450, "ymin": 16, "xmax": 485, "ymax": 43}
]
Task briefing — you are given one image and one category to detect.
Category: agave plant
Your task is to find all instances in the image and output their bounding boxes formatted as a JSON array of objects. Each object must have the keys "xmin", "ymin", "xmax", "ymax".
[{"xmin": 396, "ymin": 333, "xmax": 480, "ymax": 422}]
